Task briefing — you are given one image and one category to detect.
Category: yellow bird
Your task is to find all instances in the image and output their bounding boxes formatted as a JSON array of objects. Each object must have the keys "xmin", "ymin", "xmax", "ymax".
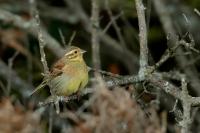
[{"xmin": 31, "ymin": 46, "xmax": 88, "ymax": 96}]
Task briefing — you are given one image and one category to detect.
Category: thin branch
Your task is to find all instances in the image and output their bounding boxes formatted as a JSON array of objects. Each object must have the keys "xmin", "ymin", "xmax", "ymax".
[
  {"xmin": 33, "ymin": 10, "xmax": 49, "ymax": 75},
  {"xmin": 91, "ymin": 0, "xmax": 101, "ymax": 71},
  {"xmin": 153, "ymin": 39, "xmax": 182, "ymax": 70},
  {"xmin": 58, "ymin": 29, "xmax": 66, "ymax": 46},
  {"xmin": 90, "ymin": 0, "xmax": 105, "ymax": 87},
  {"xmin": 102, "ymin": 12, "xmax": 123, "ymax": 34},
  {"xmin": 194, "ymin": 8, "xmax": 200, "ymax": 17},
  {"xmin": 105, "ymin": 0, "xmax": 126, "ymax": 47},
  {"xmin": 146, "ymin": 0, "xmax": 152, "ymax": 32},
  {"xmin": 67, "ymin": 31, "xmax": 77, "ymax": 46},
  {"xmin": 180, "ymin": 76, "xmax": 191, "ymax": 133},
  {"xmin": 155, "ymin": 71, "xmax": 184, "ymax": 81},
  {"xmin": 88, "ymin": 67, "xmax": 123, "ymax": 78},
  {"xmin": 135, "ymin": 0, "xmax": 149, "ymax": 78}
]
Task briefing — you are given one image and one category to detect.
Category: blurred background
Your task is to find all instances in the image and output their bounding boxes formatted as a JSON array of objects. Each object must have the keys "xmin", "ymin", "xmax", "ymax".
[{"xmin": 0, "ymin": 0, "xmax": 200, "ymax": 132}]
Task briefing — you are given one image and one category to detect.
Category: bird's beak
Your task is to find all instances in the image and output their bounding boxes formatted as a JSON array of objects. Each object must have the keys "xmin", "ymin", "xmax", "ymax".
[{"xmin": 81, "ymin": 49, "xmax": 87, "ymax": 54}]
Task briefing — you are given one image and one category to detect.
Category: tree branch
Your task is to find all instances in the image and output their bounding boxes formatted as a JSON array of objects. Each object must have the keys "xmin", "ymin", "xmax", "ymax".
[
  {"xmin": 91, "ymin": 0, "xmax": 101, "ymax": 71},
  {"xmin": 135, "ymin": 0, "xmax": 148, "ymax": 78}
]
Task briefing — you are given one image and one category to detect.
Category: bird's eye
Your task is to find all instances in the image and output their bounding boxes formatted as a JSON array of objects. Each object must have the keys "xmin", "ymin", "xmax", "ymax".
[{"xmin": 74, "ymin": 50, "xmax": 78, "ymax": 54}]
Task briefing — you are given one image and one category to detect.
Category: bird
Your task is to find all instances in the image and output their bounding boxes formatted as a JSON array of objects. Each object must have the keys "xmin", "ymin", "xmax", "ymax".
[{"xmin": 30, "ymin": 46, "xmax": 88, "ymax": 97}]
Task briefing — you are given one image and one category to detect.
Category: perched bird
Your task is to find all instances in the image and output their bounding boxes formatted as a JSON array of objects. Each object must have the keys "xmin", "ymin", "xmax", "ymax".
[{"xmin": 30, "ymin": 46, "xmax": 88, "ymax": 96}]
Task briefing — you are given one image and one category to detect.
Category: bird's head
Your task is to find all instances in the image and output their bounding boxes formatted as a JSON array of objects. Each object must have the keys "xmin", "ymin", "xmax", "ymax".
[{"xmin": 64, "ymin": 46, "xmax": 86, "ymax": 62}]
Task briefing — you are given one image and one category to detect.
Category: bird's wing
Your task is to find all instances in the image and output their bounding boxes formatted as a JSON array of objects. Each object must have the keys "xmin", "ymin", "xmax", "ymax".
[
  {"xmin": 50, "ymin": 58, "xmax": 65, "ymax": 77},
  {"xmin": 50, "ymin": 73, "xmax": 72, "ymax": 95},
  {"xmin": 30, "ymin": 58, "xmax": 65, "ymax": 96}
]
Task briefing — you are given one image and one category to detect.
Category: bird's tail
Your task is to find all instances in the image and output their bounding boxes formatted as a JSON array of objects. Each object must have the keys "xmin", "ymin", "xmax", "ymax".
[{"xmin": 30, "ymin": 80, "xmax": 48, "ymax": 96}]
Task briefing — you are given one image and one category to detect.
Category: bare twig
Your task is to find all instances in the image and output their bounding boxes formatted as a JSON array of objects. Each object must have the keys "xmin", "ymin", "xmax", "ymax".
[
  {"xmin": 91, "ymin": 0, "xmax": 101, "ymax": 71},
  {"xmin": 58, "ymin": 29, "xmax": 66, "ymax": 46},
  {"xmin": 29, "ymin": 0, "xmax": 49, "ymax": 75},
  {"xmin": 91, "ymin": 0, "xmax": 105, "ymax": 87},
  {"xmin": 156, "ymin": 71, "xmax": 184, "ymax": 81},
  {"xmin": 88, "ymin": 67, "xmax": 123, "ymax": 78},
  {"xmin": 152, "ymin": 39, "xmax": 183, "ymax": 70},
  {"xmin": 135, "ymin": 0, "xmax": 149, "ymax": 79},
  {"xmin": 102, "ymin": 12, "xmax": 123, "ymax": 35},
  {"xmin": 38, "ymin": 95, "xmax": 81, "ymax": 107},
  {"xmin": 179, "ymin": 76, "xmax": 191, "ymax": 133},
  {"xmin": 67, "ymin": 31, "xmax": 77, "ymax": 46},
  {"xmin": 194, "ymin": 8, "xmax": 200, "ymax": 16},
  {"xmin": 33, "ymin": 10, "xmax": 49, "ymax": 75},
  {"xmin": 7, "ymin": 51, "xmax": 19, "ymax": 96},
  {"xmin": 146, "ymin": 0, "xmax": 152, "ymax": 32},
  {"xmin": 105, "ymin": 0, "xmax": 126, "ymax": 47}
]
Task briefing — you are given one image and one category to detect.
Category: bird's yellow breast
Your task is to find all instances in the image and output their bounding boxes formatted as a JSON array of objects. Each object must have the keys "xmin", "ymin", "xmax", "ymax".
[{"xmin": 50, "ymin": 60, "xmax": 88, "ymax": 96}]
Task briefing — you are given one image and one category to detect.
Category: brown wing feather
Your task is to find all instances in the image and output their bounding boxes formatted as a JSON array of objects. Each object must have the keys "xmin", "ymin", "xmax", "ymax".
[{"xmin": 50, "ymin": 58, "xmax": 65, "ymax": 77}]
